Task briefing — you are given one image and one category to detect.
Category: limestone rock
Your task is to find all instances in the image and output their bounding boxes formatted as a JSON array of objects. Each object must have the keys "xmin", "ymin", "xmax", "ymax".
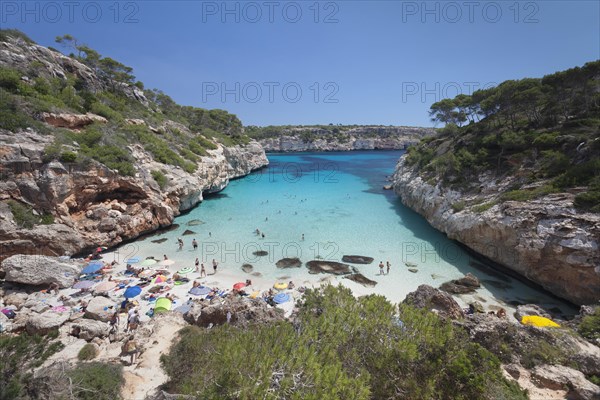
[
  {"xmin": 440, "ymin": 273, "xmax": 481, "ymax": 294},
  {"xmin": 2, "ymin": 255, "xmax": 80, "ymax": 288},
  {"xmin": 241, "ymin": 264, "xmax": 253, "ymax": 273},
  {"xmin": 26, "ymin": 311, "xmax": 70, "ymax": 335},
  {"xmin": 3, "ymin": 292, "xmax": 28, "ymax": 309},
  {"xmin": 84, "ymin": 296, "xmax": 116, "ymax": 322},
  {"xmin": 514, "ymin": 304, "xmax": 552, "ymax": 322},
  {"xmin": 531, "ymin": 364, "xmax": 600, "ymax": 400},
  {"xmin": 341, "ymin": 255, "xmax": 374, "ymax": 264},
  {"xmin": 403, "ymin": 284, "xmax": 464, "ymax": 319},
  {"xmin": 344, "ymin": 273, "xmax": 377, "ymax": 287},
  {"xmin": 71, "ymin": 319, "xmax": 110, "ymax": 340},
  {"xmin": 41, "ymin": 112, "xmax": 107, "ymax": 130},
  {"xmin": 184, "ymin": 297, "xmax": 283, "ymax": 328},
  {"xmin": 275, "ymin": 257, "xmax": 302, "ymax": 269},
  {"xmin": 306, "ymin": 260, "xmax": 351, "ymax": 275}
]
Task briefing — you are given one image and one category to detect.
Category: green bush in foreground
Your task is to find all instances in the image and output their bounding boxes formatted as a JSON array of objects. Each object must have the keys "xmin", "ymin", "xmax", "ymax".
[
  {"xmin": 67, "ymin": 362, "xmax": 124, "ymax": 400},
  {"xmin": 78, "ymin": 343, "xmax": 98, "ymax": 361},
  {"xmin": 161, "ymin": 285, "xmax": 526, "ymax": 400},
  {"xmin": 578, "ymin": 307, "xmax": 600, "ymax": 341}
]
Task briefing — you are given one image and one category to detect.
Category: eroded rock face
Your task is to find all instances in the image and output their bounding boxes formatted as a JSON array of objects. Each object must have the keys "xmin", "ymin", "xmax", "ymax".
[
  {"xmin": 41, "ymin": 112, "xmax": 107, "ymax": 130},
  {"xmin": 393, "ymin": 157, "xmax": 600, "ymax": 305},
  {"xmin": 84, "ymin": 296, "xmax": 115, "ymax": 322},
  {"xmin": 531, "ymin": 365, "xmax": 600, "ymax": 400},
  {"xmin": 2, "ymin": 255, "xmax": 80, "ymax": 288},
  {"xmin": 403, "ymin": 284, "xmax": 464, "ymax": 319},
  {"xmin": 259, "ymin": 126, "xmax": 434, "ymax": 152},
  {"xmin": 70, "ymin": 319, "xmax": 109, "ymax": 341}
]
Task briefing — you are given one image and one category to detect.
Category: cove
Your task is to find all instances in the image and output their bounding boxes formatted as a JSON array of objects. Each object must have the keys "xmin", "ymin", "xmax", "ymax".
[{"xmin": 117, "ymin": 151, "xmax": 576, "ymax": 315}]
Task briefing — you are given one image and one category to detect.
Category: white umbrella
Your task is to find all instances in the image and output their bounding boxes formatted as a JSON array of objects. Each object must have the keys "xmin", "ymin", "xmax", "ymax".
[{"xmin": 159, "ymin": 259, "xmax": 175, "ymax": 266}]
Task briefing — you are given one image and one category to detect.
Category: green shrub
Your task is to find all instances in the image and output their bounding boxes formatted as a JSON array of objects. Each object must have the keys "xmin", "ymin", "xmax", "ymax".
[
  {"xmin": 0, "ymin": 29, "xmax": 35, "ymax": 44},
  {"xmin": 0, "ymin": 68, "xmax": 21, "ymax": 93},
  {"xmin": 161, "ymin": 285, "xmax": 525, "ymax": 400},
  {"xmin": 574, "ymin": 190, "xmax": 600, "ymax": 212},
  {"xmin": 0, "ymin": 333, "xmax": 64, "ymax": 400},
  {"xmin": 60, "ymin": 151, "xmax": 77, "ymax": 163},
  {"xmin": 90, "ymin": 101, "xmax": 122, "ymax": 121},
  {"xmin": 78, "ymin": 343, "xmax": 98, "ymax": 361},
  {"xmin": 521, "ymin": 339, "xmax": 567, "ymax": 369},
  {"xmin": 473, "ymin": 201, "xmax": 497, "ymax": 213},
  {"xmin": 501, "ymin": 185, "xmax": 558, "ymax": 202},
  {"xmin": 67, "ymin": 362, "xmax": 124, "ymax": 400},
  {"xmin": 540, "ymin": 150, "xmax": 570, "ymax": 177},
  {"xmin": 151, "ymin": 170, "xmax": 168, "ymax": 189},
  {"xmin": 578, "ymin": 307, "xmax": 600, "ymax": 341},
  {"xmin": 7, "ymin": 200, "xmax": 40, "ymax": 229},
  {"xmin": 452, "ymin": 201, "xmax": 466, "ymax": 212},
  {"xmin": 40, "ymin": 213, "xmax": 54, "ymax": 225}
]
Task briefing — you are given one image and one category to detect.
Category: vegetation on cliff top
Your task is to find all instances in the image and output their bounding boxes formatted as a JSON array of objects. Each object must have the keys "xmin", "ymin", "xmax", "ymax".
[
  {"xmin": 0, "ymin": 29, "xmax": 249, "ymax": 178},
  {"xmin": 406, "ymin": 60, "xmax": 600, "ymax": 212},
  {"xmin": 161, "ymin": 285, "xmax": 525, "ymax": 399}
]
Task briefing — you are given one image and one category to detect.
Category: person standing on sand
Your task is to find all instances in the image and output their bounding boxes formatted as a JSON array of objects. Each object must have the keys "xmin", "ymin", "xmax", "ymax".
[
  {"xmin": 379, "ymin": 261, "xmax": 384, "ymax": 275},
  {"xmin": 177, "ymin": 238, "xmax": 183, "ymax": 250},
  {"xmin": 200, "ymin": 263, "xmax": 206, "ymax": 277},
  {"xmin": 192, "ymin": 238, "xmax": 198, "ymax": 250},
  {"xmin": 212, "ymin": 259, "xmax": 218, "ymax": 274},
  {"xmin": 123, "ymin": 335, "xmax": 138, "ymax": 365},
  {"xmin": 164, "ymin": 254, "xmax": 168, "ymax": 261},
  {"xmin": 195, "ymin": 258, "xmax": 200, "ymax": 272},
  {"xmin": 386, "ymin": 261, "xmax": 391, "ymax": 275}
]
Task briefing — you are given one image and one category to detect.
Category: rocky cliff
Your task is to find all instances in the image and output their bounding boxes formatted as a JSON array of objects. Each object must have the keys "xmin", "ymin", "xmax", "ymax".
[
  {"xmin": 393, "ymin": 157, "xmax": 600, "ymax": 305},
  {"xmin": 0, "ymin": 129, "xmax": 267, "ymax": 260},
  {"xmin": 255, "ymin": 126, "xmax": 434, "ymax": 152},
  {"xmin": 0, "ymin": 33, "xmax": 268, "ymax": 261}
]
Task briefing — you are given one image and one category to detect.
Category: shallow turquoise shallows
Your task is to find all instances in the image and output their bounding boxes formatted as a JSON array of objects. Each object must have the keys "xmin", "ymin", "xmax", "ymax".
[{"xmin": 117, "ymin": 151, "xmax": 575, "ymax": 315}]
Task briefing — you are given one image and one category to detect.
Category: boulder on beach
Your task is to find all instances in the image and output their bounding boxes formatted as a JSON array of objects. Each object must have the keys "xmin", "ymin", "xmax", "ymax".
[
  {"xmin": 403, "ymin": 284, "xmax": 464, "ymax": 320},
  {"xmin": 182, "ymin": 229, "xmax": 196, "ymax": 236},
  {"xmin": 2, "ymin": 255, "xmax": 80, "ymax": 288},
  {"xmin": 84, "ymin": 296, "xmax": 115, "ymax": 322},
  {"xmin": 306, "ymin": 260, "xmax": 351, "ymax": 275},
  {"xmin": 341, "ymin": 255, "xmax": 374, "ymax": 264},
  {"xmin": 344, "ymin": 273, "xmax": 377, "ymax": 287},
  {"xmin": 151, "ymin": 238, "xmax": 169, "ymax": 244},
  {"xmin": 439, "ymin": 273, "xmax": 481, "ymax": 294},
  {"xmin": 26, "ymin": 311, "xmax": 70, "ymax": 335},
  {"xmin": 241, "ymin": 264, "xmax": 254, "ymax": 273},
  {"xmin": 276, "ymin": 258, "xmax": 302, "ymax": 269},
  {"xmin": 70, "ymin": 319, "xmax": 109, "ymax": 340},
  {"xmin": 253, "ymin": 250, "xmax": 268, "ymax": 257}
]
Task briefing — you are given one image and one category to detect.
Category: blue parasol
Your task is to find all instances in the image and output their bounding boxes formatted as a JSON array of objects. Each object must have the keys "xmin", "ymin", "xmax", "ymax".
[
  {"xmin": 82, "ymin": 263, "xmax": 103, "ymax": 274},
  {"xmin": 125, "ymin": 257, "xmax": 141, "ymax": 264},
  {"xmin": 273, "ymin": 293, "xmax": 291, "ymax": 304},
  {"xmin": 123, "ymin": 286, "xmax": 142, "ymax": 298},
  {"xmin": 189, "ymin": 286, "xmax": 211, "ymax": 296}
]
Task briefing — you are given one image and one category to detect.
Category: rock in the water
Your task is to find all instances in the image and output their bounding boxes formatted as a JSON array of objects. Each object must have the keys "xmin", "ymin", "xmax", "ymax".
[
  {"xmin": 151, "ymin": 238, "xmax": 169, "ymax": 244},
  {"xmin": 84, "ymin": 296, "xmax": 115, "ymax": 322},
  {"xmin": 431, "ymin": 273, "xmax": 444, "ymax": 280},
  {"xmin": 241, "ymin": 264, "xmax": 253, "ymax": 273},
  {"xmin": 531, "ymin": 364, "xmax": 600, "ymax": 400},
  {"xmin": 186, "ymin": 219, "xmax": 204, "ymax": 226},
  {"xmin": 306, "ymin": 260, "xmax": 351, "ymax": 275},
  {"xmin": 276, "ymin": 257, "xmax": 302, "ymax": 269},
  {"xmin": 514, "ymin": 304, "xmax": 552, "ymax": 321},
  {"xmin": 344, "ymin": 273, "xmax": 377, "ymax": 287},
  {"xmin": 408, "ymin": 268, "xmax": 418, "ymax": 273},
  {"xmin": 405, "ymin": 261, "xmax": 418, "ymax": 268},
  {"xmin": 26, "ymin": 311, "xmax": 70, "ymax": 335},
  {"xmin": 341, "ymin": 255, "xmax": 374, "ymax": 264},
  {"xmin": 383, "ymin": 185, "xmax": 392, "ymax": 190},
  {"xmin": 253, "ymin": 250, "xmax": 268, "ymax": 257},
  {"xmin": 70, "ymin": 319, "xmax": 109, "ymax": 340},
  {"xmin": 403, "ymin": 284, "xmax": 464, "ymax": 319},
  {"xmin": 251, "ymin": 272, "xmax": 263, "ymax": 277},
  {"xmin": 440, "ymin": 273, "xmax": 481, "ymax": 294},
  {"xmin": 2, "ymin": 255, "xmax": 80, "ymax": 288},
  {"xmin": 182, "ymin": 229, "xmax": 196, "ymax": 236}
]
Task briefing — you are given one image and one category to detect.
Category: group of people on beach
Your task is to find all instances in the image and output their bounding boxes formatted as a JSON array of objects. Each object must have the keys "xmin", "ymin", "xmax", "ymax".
[{"xmin": 379, "ymin": 261, "xmax": 391, "ymax": 275}]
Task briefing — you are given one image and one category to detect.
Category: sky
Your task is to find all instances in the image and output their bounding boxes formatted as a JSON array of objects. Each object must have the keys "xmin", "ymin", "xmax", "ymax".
[{"xmin": 2, "ymin": 1, "xmax": 599, "ymax": 127}]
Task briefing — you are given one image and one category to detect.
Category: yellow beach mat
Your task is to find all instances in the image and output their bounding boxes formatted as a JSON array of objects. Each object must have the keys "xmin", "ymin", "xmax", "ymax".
[
  {"xmin": 521, "ymin": 315, "xmax": 560, "ymax": 328},
  {"xmin": 273, "ymin": 282, "xmax": 288, "ymax": 290}
]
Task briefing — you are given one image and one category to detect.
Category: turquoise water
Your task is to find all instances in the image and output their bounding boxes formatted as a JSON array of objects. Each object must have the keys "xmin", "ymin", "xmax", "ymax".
[{"xmin": 117, "ymin": 151, "xmax": 575, "ymax": 315}]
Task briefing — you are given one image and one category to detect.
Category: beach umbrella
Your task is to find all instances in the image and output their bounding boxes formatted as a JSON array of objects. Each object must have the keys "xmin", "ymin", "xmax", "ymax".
[
  {"xmin": 82, "ymin": 263, "xmax": 103, "ymax": 274},
  {"xmin": 521, "ymin": 315, "xmax": 560, "ymax": 328},
  {"xmin": 73, "ymin": 280, "xmax": 96, "ymax": 289},
  {"xmin": 233, "ymin": 282, "xmax": 246, "ymax": 291},
  {"xmin": 273, "ymin": 292, "xmax": 291, "ymax": 304},
  {"xmin": 155, "ymin": 297, "xmax": 172, "ymax": 313},
  {"xmin": 178, "ymin": 266, "xmax": 194, "ymax": 275},
  {"xmin": 152, "ymin": 275, "xmax": 168, "ymax": 284},
  {"xmin": 189, "ymin": 286, "xmax": 211, "ymax": 296},
  {"xmin": 140, "ymin": 259, "xmax": 157, "ymax": 267},
  {"xmin": 125, "ymin": 257, "xmax": 140, "ymax": 264},
  {"xmin": 159, "ymin": 259, "xmax": 175, "ymax": 266},
  {"xmin": 94, "ymin": 281, "xmax": 117, "ymax": 293},
  {"xmin": 124, "ymin": 286, "xmax": 142, "ymax": 298},
  {"xmin": 273, "ymin": 282, "xmax": 288, "ymax": 290}
]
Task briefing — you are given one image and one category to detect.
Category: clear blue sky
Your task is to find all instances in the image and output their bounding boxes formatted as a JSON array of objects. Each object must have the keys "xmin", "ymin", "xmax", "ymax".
[{"xmin": 3, "ymin": 1, "xmax": 599, "ymax": 127}]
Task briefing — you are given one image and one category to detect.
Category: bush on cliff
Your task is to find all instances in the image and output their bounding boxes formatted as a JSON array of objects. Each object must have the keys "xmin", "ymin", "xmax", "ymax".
[{"xmin": 161, "ymin": 285, "xmax": 526, "ymax": 399}]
